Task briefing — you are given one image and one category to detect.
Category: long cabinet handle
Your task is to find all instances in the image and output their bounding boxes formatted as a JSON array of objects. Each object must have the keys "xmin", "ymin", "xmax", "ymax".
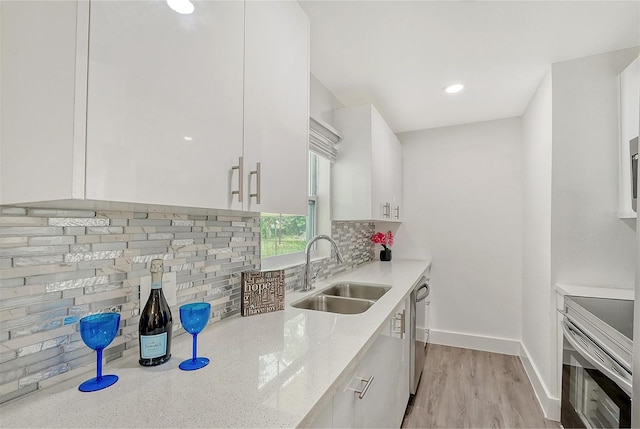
[
  {"xmin": 393, "ymin": 312, "xmax": 405, "ymax": 338},
  {"xmin": 394, "ymin": 205, "xmax": 400, "ymax": 219},
  {"xmin": 382, "ymin": 202, "xmax": 391, "ymax": 218},
  {"xmin": 231, "ymin": 156, "xmax": 244, "ymax": 202},
  {"xmin": 354, "ymin": 376, "xmax": 374, "ymax": 399},
  {"xmin": 249, "ymin": 162, "xmax": 261, "ymax": 204}
]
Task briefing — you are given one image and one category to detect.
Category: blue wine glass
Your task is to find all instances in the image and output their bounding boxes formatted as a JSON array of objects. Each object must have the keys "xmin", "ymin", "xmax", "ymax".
[
  {"xmin": 78, "ymin": 312, "xmax": 120, "ymax": 392},
  {"xmin": 179, "ymin": 302, "xmax": 211, "ymax": 371}
]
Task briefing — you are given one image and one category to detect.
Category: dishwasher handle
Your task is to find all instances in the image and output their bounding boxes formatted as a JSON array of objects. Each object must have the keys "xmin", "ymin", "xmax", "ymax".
[{"xmin": 416, "ymin": 283, "xmax": 430, "ymax": 302}]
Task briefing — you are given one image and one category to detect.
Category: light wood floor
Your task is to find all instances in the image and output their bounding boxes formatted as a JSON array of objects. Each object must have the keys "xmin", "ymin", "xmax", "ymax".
[{"xmin": 402, "ymin": 344, "xmax": 560, "ymax": 429}]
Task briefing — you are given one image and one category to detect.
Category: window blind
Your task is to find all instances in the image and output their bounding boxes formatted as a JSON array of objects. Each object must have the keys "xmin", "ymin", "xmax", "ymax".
[{"xmin": 309, "ymin": 116, "xmax": 342, "ymax": 162}]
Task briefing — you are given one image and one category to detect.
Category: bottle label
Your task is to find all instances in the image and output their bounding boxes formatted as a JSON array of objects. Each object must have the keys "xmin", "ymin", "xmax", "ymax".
[
  {"xmin": 151, "ymin": 281, "xmax": 162, "ymax": 290},
  {"xmin": 140, "ymin": 332, "xmax": 167, "ymax": 358}
]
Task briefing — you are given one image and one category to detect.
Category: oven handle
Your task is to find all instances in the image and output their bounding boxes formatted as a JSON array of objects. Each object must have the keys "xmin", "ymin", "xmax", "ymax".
[{"xmin": 562, "ymin": 321, "xmax": 632, "ymax": 396}]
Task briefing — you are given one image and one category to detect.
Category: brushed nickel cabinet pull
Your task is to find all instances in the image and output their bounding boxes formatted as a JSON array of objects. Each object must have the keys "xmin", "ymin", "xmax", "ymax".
[
  {"xmin": 393, "ymin": 311, "xmax": 406, "ymax": 338},
  {"xmin": 354, "ymin": 376, "xmax": 374, "ymax": 399},
  {"xmin": 249, "ymin": 162, "xmax": 261, "ymax": 204},
  {"xmin": 383, "ymin": 202, "xmax": 391, "ymax": 218},
  {"xmin": 231, "ymin": 156, "xmax": 244, "ymax": 202}
]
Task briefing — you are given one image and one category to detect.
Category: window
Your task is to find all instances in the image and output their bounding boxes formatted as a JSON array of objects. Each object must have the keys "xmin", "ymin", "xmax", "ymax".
[
  {"xmin": 260, "ymin": 213, "xmax": 307, "ymax": 258},
  {"xmin": 261, "ymin": 153, "xmax": 330, "ymax": 263}
]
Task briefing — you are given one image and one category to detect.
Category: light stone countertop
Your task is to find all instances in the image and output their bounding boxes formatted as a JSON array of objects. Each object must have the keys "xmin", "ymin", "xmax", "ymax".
[
  {"xmin": 1, "ymin": 259, "xmax": 431, "ymax": 428},
  {"xmin": 556, "ymin": 283, "xmax": 634, "ymax": 301}
]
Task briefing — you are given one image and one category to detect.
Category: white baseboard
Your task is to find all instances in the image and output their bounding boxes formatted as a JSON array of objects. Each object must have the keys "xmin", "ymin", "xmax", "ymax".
[
  {"xmin": 429, "ymin": 329, "xmax": 560, "ymax": 422},
  {"xmin": 519, "ymin": 343, "xmax": 561, "ymax": 421},
  {"xmin": 430, "ymin": 329, "xmax": 521, "ymax": 355}
]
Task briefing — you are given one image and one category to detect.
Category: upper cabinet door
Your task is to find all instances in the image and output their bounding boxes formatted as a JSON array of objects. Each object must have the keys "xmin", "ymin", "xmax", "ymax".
[
  {"xmin": 370, "ymin": 109, "xmax": 389, "ymax": 220},
  {"xmin": 85, "ymin": 1, "xmax": 245, "ymax": 210},
  {"xmin": 388, "ymin": 130, "xmax": 403, "ymax": 221},
  {"xmin": 1, "ymin": 1, "xmax": 84, "ymax": 205},
  {"xmin": 243, "ymin": 1, "xmax": 310, "ymax": 215},
  {"xmin": 332, "ymin": 104, "xmax": 403, "ymax": 222}
]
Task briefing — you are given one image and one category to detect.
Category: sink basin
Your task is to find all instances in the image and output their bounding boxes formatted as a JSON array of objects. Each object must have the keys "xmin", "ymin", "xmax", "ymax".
[
  {"xmin": 291, "ymin": 295, "xmax": 374, "ymax": 315},
  {"xmin": 321, "ymin": 283, "xmax": 391, "ymax": 301}
]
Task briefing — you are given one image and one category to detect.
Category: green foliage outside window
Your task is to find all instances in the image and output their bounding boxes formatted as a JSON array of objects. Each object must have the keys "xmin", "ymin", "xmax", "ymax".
[{"xmin": 260, "ymin": 213, "xmax": 307, "ymax": 257}]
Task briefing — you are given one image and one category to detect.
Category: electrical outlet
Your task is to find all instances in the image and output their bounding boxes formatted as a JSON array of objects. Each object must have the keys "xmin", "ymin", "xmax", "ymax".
[{"xmin": 140, "ymin": 271, "xmax": 177, "ymax": 307}]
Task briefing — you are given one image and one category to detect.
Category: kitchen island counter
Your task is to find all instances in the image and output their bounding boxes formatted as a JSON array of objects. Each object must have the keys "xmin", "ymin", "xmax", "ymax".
[{"xmin": 0, "ymin": 259, "xmax": 430, "ymax": 428}]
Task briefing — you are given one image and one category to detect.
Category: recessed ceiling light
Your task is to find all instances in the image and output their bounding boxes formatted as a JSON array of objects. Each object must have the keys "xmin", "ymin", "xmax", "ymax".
[
  {"xmin": 445, "ymin": 84, "xmax": 464, "ymax": 94},
  {"xmin": 167, "ymin": 0, "xmax": 194, "ymax": 14}
]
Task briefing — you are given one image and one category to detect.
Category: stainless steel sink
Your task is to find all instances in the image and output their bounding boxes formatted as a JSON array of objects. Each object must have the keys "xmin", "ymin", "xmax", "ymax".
[
  {"xmin": 321, "ymin": 283, "xmax": 391, "ymax": 301},
  {"xmin": 291, "ymin": 295, "xmax": 374, "ymax": 314}
]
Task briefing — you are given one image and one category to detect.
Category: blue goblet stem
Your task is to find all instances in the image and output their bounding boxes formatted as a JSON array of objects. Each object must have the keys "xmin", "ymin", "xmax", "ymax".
[
  {"xmin": 191, "ymin": 333, "xmax": 198, "ymax": 362},
  {"xmin": 96, "ymin": 348, "xmax": 103, "ymax": 381}
]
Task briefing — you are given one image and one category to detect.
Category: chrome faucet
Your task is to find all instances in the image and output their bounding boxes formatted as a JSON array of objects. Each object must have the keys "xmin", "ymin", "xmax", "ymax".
[{"xmin": 303, "ymin": 234, "xmax": 345, "ymax": 291}]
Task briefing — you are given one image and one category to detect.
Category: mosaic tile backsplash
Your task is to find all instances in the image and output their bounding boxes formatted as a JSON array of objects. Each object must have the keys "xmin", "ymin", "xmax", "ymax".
[{"xmin": 0, "ymin": 207, "xmax": 374, "ymax": 404}]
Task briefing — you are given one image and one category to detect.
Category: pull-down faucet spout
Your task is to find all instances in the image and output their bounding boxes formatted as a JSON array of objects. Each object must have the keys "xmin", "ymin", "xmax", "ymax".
[{"xmin": 302, "ymin": 235, "xmax": 344, "ymax": 292}]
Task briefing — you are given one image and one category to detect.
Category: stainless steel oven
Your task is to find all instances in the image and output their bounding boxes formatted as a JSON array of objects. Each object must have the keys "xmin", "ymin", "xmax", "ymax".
[{"xmin": 561, "ymin": 296, "xmax": 633, "ymax": 429}]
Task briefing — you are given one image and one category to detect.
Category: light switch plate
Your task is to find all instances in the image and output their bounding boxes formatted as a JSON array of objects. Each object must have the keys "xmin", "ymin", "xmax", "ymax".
[{"xmin": 140, "ymin": 271, "xmax": 177, "ymax": 307}]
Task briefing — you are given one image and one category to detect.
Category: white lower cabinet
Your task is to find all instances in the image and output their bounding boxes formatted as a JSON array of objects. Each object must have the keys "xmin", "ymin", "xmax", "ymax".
[{"xmin": 320, "ymin": 298, "xmax": 410, "ymax": 428}]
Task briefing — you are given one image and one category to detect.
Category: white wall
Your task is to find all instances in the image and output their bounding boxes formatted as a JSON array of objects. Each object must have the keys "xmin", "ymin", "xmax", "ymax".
[
  {"xmin": 397, "ymin": 118, "xmax": 523, "ymax": 348},
  {"xmin": 551, "ymin": 48, "xmax": 638, "ymax": 288},
  {"xmin": 521, "ymin": 70, "xmax": 557, "ymax": 417},
  {"xmin": 310, "ymin": 73, "xmax": 344, "ymax": 126}
]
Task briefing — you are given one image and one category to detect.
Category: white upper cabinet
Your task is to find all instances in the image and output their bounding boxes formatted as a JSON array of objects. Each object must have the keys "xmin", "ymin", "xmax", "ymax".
[
  {"xmin": 1, "ymin": 1, "xmax": 84, "ymax": 205},
  {"xmin": 332, "ymin": 104, "xmax": 403, "ymax": 221},
  {"xmin": 86, "ymin": 1, "xmax": 245, "ymax": 210},
  {"xmin": 243, "ymin": 1, "xmax": 310, "ymax": 215},
  {"xmin": 618, "ymin": 56, "xmax": 639, "ymax": 218},
  {"xmin": 1, "ymin": 1, "xmax": 309, "ymax": 215}
]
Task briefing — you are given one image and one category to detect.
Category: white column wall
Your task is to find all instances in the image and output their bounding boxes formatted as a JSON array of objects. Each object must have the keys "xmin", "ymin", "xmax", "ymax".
[
  {"xmin": 521, "ymin": 70, "xmax": 556, "ymax": 418},
  {"xmin": 550, "ymin": 48, "xmax": 638, "ymax": 289}
]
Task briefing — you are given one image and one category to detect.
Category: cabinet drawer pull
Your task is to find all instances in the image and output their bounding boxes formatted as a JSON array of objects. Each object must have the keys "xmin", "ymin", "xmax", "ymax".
[
  {"xmin": 353, "ymin": 375, "xmax": 374, "ymax": 399},
  {"xmin": 249, "ymin": 162, "xmax": 261, "ymax": 204},
  {"xmin": 394, "ymin": 205, "xmax": 400, "ymax": 219},
  {"xmin": 231, "ymin": 156, "xmax": 244, "ymax": 202}
]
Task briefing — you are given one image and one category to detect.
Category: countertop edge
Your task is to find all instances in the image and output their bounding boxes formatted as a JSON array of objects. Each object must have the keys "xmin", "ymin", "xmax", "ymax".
[{"xmin": 555, "ymin": 283, "xmax": 634, "ymax": 301}]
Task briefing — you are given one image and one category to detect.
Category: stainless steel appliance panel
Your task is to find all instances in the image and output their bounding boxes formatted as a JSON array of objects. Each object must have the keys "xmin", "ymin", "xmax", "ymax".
[{"xmin": 410, "ymin": 274, "xmax": 430, "ymax": 395}]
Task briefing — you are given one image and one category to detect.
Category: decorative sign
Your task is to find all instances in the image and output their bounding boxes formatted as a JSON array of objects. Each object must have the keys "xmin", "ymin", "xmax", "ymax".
[{"xmin": 241, "ymin": 270, "xmax": 285, "ymax": 317}]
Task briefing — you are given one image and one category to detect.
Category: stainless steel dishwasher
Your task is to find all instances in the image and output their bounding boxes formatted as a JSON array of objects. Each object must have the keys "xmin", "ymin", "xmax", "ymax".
[{"xmin": 410, "ymin": 271, "xmax": 431, "ymax": 395}]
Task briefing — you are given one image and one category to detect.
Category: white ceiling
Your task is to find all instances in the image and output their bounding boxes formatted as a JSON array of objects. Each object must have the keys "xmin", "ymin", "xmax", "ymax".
[{"xmin": 299, "ymin": 1, "xmax": 640, "ymax": 133}]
